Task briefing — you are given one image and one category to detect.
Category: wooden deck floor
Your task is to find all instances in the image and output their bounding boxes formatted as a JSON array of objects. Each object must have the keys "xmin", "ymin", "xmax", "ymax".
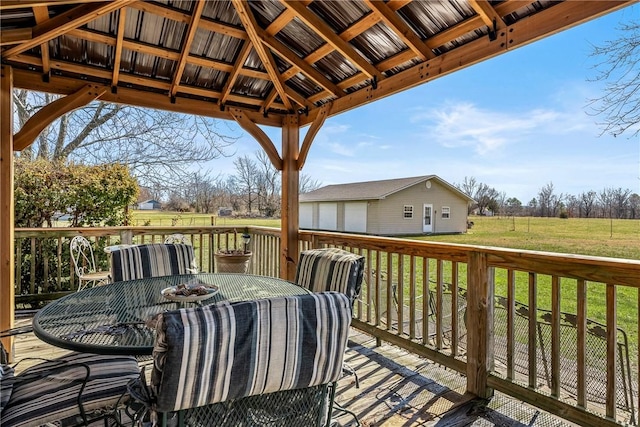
[{"xmin": 9, "ymin": 316, "xmax": 577, "ymax": 426}]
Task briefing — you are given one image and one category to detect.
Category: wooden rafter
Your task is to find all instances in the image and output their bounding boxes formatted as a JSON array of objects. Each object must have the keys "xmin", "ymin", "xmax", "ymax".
[
  {"xmin": 468, "ymin": 0, "xmax": 506, "ymax": 30},
  {"xmin": 13, "ymin": 84, "xmax": 106, "ymax": 151},
  {"xmin": 229, "ymin": 108, "xmax": 283, "ymax": 170},
  {"xmin": 1, "ymin": 1, "xmax": 135, "ymax": 58},
  {"xmin": 111, "ymin": 7, "xmax": 126, "ymax": 89},
  {"xmin": 170, "ymin": 1, "xmax": 205, "ymax": 97},
  {"xmin": 231, "ymin": 0, "xmax": 293, "ymax": 111},
  {"xmin": 219, "ymin": 41, "xmax": 253, "ymax": 106},
  {"xmin": 32, "ymin": 6, "xmax": 50, "ymax": 77},
  {"xmin": 282, "ymin": 0, "xmax": 382, "ymax": 80},
  {"xmin": 258, "ymin": 28, "xmax": 341, "ymax": 97},
  {"xmin": 364, "ymin": 0, "xmax": 435, "ymax": 61}
]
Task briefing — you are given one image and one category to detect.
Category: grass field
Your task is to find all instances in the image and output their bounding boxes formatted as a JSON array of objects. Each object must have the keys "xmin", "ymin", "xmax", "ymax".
[{"xmin": 134, "ymin": 211, "xmax": 640, "ymax": 260}]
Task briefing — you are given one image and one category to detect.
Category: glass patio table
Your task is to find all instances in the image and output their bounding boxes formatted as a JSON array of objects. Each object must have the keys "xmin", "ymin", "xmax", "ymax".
[{"xmin": 33, "ymin": 273, "xmax": 308, "ymax": 356}]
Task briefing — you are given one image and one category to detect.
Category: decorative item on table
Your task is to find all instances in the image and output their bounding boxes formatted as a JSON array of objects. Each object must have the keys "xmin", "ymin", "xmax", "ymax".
[
  {"xmin": 161, "ymin": 279, "xmax": 219, "ymax": 302},
  {"xmin": 214, "ymin": 228, "xmax": 252, "ymax": 273}
]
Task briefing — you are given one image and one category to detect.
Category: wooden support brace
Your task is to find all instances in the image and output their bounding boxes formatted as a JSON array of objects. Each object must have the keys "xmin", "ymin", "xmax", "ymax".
[
  {"xmin": 230, "ymin": 108, "xmax": 283, "ymax": 170},
  {"xmin": 298, "ymin": 102, "xmax": 331, "ymax": 170},
  {"xmin": 13, "ymin": 84, "xmax": 106, "ymax": 151}
]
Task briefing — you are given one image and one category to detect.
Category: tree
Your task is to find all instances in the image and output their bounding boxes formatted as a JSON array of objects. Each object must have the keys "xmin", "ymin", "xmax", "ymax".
[
  {"xmin": 455, "ymin": 176, "xmax": 499, "ymax": 215},
  {"xmin": 13, "ymin": 90, "xmax": 238, "ymax": 189},
  {"xmin": 231, "ymin": 155, "xmax": 260, "ymax": 213},
  {"xmin": 14, "ymin": 158, "xmax": 138, "ymax": 227},
  {"xmin": 579, "ymin": 191, "xmax": 597, "ymax": 218},
  {"xmin": 300, "ymin": 173, "xmax": 322, "ymax": 193},
  {"xmin": 505, "ymin": 197, "xmax": 523, "ymax": 216},
  {"xmin": 588, "ymin": 20, "xmax": 640, "ymax": 138},
  {"xmin": 254, "ymin": 151, "xmax": 281, "ymax": 217}
]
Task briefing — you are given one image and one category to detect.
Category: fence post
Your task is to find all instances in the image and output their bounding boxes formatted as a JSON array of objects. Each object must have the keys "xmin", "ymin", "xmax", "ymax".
[{"xmin": 466, "ymin": 250, "xmax": 494, "ymax": 398}]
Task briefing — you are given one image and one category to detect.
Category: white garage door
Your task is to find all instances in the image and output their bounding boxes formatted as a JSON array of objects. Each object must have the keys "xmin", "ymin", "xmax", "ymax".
[
  {"xmin": 344, "ymin": 202, "xmax": 367, "ymax": 232},
  {"xmin": 299, "ymin": 203, "xmax": 313, "ymax": 229},
  {"xmin": 318, "ymin": 203, "xmax": 337, "ymax": 230}
]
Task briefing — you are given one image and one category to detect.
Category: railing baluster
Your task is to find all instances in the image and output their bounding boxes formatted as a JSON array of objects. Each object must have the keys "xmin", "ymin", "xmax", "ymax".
[
  {"xmin": 606, "ymin": 283, "xmax": 617, "ymax": 419},
  {"xmin": 409, "ymin": 255, "xmax": 416, "ymax": 339},
  {"xmin": 422, "ymin": 257, "xmax": 429, "ymax": 345},
  {"xmin": 436, "ymin": 259, "xmax": 444, "ymax": 349},
  {"xmin": 451, "ymin": 261, "xmax": 459, "ymax": 355},
  {"xmin": 551, "ymin": 276, "xmax": 561, "ymax": 397},
  {"xmin": 506, "ymin": 269, "xmax": 515, "ymax": 380},
  {"xmin": 528, "ymin": 272, "xmax": 537, "ymax": 389},
  {"xmin": 577, "ymin": 279, "xmax": 587, "ymax": 408}
]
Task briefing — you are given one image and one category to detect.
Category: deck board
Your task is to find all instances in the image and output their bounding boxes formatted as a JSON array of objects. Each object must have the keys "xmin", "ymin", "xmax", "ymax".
[{"xmin": 10, "ymin": 317, "xmax": 576, "ymax": 426}]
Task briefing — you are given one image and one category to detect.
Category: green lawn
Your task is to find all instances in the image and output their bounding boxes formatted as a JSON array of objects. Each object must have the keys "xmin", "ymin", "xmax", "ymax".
[
  {"xmin": 414, "ymin": 216, "xmax": 640, "ymax": 260},
  {"xmin": 135, "ymin": 212, "xmax": 640, "ymax": 260}
]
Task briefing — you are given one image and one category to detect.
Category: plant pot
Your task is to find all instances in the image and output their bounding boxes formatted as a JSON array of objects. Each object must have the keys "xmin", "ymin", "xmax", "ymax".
[{"xmin": 214, "ymin": 251, "xmax": 252, "ymax": 274}]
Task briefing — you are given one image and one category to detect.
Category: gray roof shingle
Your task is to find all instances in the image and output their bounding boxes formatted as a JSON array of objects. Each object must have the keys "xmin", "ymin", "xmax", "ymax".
[{"xmin": 300, "ymin": 175, "xmax": 473, "ymax": 202}]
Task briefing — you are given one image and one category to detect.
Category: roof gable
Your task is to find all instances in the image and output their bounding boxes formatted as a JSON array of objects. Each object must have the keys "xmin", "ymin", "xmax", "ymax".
[{"xmin": 300, "ymin": 175, "xmax": 474, "ymax": 203}]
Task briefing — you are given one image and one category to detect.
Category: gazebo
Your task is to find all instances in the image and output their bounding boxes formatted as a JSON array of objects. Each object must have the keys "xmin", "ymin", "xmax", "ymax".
[{"xmin": 0, "ymin": 0, "xmax": 635, "ymax": 421}]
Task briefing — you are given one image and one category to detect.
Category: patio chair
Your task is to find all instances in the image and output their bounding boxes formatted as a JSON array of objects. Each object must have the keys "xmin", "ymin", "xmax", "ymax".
[
  {"xmin": 163, "ymin": 233, "xmax": 191, "ymax": 245},
  {"xmin": 109, "ymin": 243, "xmax": 198, "ymax": 282},
  {"xmin": 0, "ymin": 339, "xmax": 139, "ymax": 427},
  {"xmin": 70, "ymin": 235, "xmax": 110, "ymax": 291},
  {"xmin": 294, "ymin": 247, "xmax": 365, "ymax": 308},
  {"xmin": 127, "ymin": 292, "xmax": 353, "ymax": 427}
]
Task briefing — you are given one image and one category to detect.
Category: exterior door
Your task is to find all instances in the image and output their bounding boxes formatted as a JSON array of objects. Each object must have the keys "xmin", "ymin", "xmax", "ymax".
[{"xmin": 423, "ymin": 204, "xmax": 433, "ymax": 233}]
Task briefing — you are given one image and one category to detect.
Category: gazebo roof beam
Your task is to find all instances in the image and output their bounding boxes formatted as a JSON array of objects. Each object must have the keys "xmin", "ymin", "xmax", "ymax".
[
  {"xmin": 282, "ymin": 0, "xmax": 382, "ymax": 81},
  {"xmin": 232, "ymin": 0, "xmax": 293, "ymax": 111},
  {"xmin": 2, "ymin": 1, "xmax": 136, "ymax": 58},
  {"xmin": 169, "ymin": 1, "xmax": 205, "ymax": 97}
]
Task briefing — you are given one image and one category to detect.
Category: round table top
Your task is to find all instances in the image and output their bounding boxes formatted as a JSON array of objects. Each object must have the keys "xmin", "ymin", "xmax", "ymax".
[{"xmin": 33, "ymin": 273, "xmax": 308, "ymax": 356}]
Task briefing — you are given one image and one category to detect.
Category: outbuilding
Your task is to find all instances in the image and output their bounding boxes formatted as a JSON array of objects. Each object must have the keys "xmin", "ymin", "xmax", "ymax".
[
  {"xmin": 137, "ymin": 199, "xmax": 162, "ymax": 210},
  {"xmin": 299, "ymin": 175, "xmax": 474, "ymax": 236}
]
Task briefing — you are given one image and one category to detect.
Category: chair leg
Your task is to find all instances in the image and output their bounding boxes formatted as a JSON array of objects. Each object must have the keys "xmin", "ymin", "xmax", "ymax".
[{"xmin": 331, "ymin": 401, "xmax": 361, "ymax": 427}]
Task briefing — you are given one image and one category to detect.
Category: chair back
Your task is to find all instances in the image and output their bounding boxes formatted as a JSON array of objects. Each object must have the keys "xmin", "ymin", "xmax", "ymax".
[
  {"xmin": 295, "ymin": 248, "xmax": 365, "ymax": 307},
  {"xmin": 151, "ymin": 292, "xmax": 351, "ymax": 413},
  {"xmin": 109, "ymin": 243, "xmax": 197, "ymax": 282},
  {"xmin": 163, "ymin": 233, "xmax": 191, "ymax": 245},
  {"xmin": 70, "ymin": 236, "xmax": 98, "ymax": 277}
]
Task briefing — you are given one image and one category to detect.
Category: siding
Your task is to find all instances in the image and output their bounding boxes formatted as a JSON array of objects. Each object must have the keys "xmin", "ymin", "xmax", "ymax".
[{"xmin": 375, "ymin": 180, "xmax": 467, "ymax": 235}]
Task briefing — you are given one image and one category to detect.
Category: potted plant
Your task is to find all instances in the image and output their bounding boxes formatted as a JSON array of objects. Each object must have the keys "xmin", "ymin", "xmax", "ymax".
[{"xmin": 214, "ymin": 230, "xmax": 252, "ymax": 273}]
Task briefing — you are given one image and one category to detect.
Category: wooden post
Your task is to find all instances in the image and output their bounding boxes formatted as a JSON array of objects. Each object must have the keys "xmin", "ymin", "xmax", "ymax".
[
  {"xmin": 280, "ymin": 114, "xmax": 299, "ymax": 281},
  {"xmin": 0, "ymin": 65, "xmax": 15, "ymax": 358},
  {"xmin": 466, "ymin": 251, "xmax": 494, "ymax": 398}
]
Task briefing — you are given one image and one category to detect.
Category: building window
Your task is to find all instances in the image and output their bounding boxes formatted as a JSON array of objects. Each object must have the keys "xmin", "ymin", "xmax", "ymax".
[
  {"xmin": 441, "ymin": 207, "xmax": 450, "ymax": 219},
  {"xmin": 403, "ymin": 205, "xmax": 413, "ymax": 219}
]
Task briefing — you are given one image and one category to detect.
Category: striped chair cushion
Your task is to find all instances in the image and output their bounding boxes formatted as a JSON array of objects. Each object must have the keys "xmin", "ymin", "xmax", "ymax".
[
  {"xmin": 151, "ymin": 292, "xmax": 351, "ymax": 413},
  {"xmin": 1, "ymin": 353, "xmax": 139, "ymax": 427},
  {"xmin": 295, "ymin": 248, "xmax": 365, "ymax": 307},
  {"xmin": 110, "ymin": 243, "xmax": 197, "ymax": 282},
  {"xmin": 0, "ymin": 364, "xmax": 14, "ymax": 412}
]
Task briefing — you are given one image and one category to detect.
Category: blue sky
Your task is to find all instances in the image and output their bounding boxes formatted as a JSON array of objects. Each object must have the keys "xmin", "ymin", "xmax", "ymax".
[{"xmin": 208, "ymin": 4, "xmax": 640, "ymax": 203}]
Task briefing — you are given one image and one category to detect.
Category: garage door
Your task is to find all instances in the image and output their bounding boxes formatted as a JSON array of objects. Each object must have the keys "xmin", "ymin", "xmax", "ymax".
[
  {"xmin": 344, "ymin": 202, "xmax": 367, "ymax": 232},
  {"xmin": 299, "ymin": 203, "xmax": 313, "ymax": 229},
  {"xmin": 318, "ymin": 203, "xmax": 337, "ymax": 230}
]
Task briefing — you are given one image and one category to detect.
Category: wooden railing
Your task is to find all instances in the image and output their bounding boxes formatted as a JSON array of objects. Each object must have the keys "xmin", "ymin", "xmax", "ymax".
[
  {"xmin": 13, "ymin": 226, "xmax": 640, "ymax": 426},
  {"xmin": 298, "ymin": 230, "xmax": 640, "ymax": 427},
  {"xmin": 13, "ymin": 226, "xmax": 281, "ymax": 305}
]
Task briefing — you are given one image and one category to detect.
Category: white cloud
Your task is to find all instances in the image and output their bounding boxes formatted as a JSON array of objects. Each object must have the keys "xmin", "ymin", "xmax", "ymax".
[{"xmin": 411, "ymin": 101, "xmax": 593, "ymax": 155}]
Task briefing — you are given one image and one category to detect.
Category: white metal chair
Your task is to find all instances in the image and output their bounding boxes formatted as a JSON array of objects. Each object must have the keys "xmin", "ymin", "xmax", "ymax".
[
  {"xmin": 163, "ymin": 233, "xmax": 191, "ymax": 245},
  {"xmin": 70, "ymin": 236, "xmax": 110, "ymax": 291}
]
